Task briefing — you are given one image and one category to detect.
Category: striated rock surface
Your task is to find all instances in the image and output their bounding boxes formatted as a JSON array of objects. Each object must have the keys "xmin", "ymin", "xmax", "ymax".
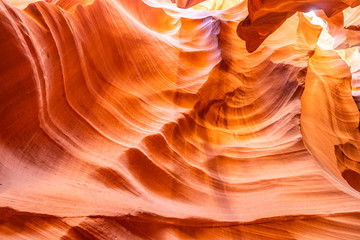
[{"xmin": 0, "ymin": 0, "xmax": 360, "ymax": 239}]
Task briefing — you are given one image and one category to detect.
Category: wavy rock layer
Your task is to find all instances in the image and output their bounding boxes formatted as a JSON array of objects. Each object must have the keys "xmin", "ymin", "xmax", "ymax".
[{"xmin": 1, "ymin": 0, "xmax": 360, "ymax": 239}]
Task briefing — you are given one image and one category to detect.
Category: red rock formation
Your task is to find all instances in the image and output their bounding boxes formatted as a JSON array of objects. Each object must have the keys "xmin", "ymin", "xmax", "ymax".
[{"xmin": 0, "ymin": 0, "xmax": 360, "ymax": 239}]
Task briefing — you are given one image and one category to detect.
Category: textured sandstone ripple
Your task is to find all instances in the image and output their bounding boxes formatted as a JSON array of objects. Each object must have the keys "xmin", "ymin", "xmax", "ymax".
[{"xmin": 1, "ymin": 0, "xmax": 360, "ymax": 239}]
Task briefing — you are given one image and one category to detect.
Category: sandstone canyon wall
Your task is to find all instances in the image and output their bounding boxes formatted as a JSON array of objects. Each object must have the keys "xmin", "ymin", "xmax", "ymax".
[{"xmin": 1, "ymin": 0, "xmax": 360, "ymax": 239}]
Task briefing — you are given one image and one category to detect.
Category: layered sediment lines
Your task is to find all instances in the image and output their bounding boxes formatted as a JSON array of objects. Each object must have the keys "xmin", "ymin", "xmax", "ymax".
[{"xmin": 1, "ymin": 0, "xmax": 360, "ymax": 239}]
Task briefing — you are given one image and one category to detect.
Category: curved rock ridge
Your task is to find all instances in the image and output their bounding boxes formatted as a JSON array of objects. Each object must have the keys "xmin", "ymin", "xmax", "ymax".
[
  {"xmin": 237, "ymin": 0, "xmax": 360, "ymax": 52},
  {"xmin": 1, "ymin": 0, "xmax": 360, "ymax": 239}
]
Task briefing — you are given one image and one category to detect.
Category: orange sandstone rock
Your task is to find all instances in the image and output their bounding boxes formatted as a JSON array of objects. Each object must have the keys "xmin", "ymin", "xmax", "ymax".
[{"xmin": 0, "ymin": 0, "xmax": 360, "ymax": 239}]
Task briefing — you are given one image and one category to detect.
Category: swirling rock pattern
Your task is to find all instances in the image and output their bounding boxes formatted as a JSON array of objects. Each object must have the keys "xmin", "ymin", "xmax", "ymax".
[{"xmin": 1, "ymin": 0, "xmax": 360, "ymax": 239}]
